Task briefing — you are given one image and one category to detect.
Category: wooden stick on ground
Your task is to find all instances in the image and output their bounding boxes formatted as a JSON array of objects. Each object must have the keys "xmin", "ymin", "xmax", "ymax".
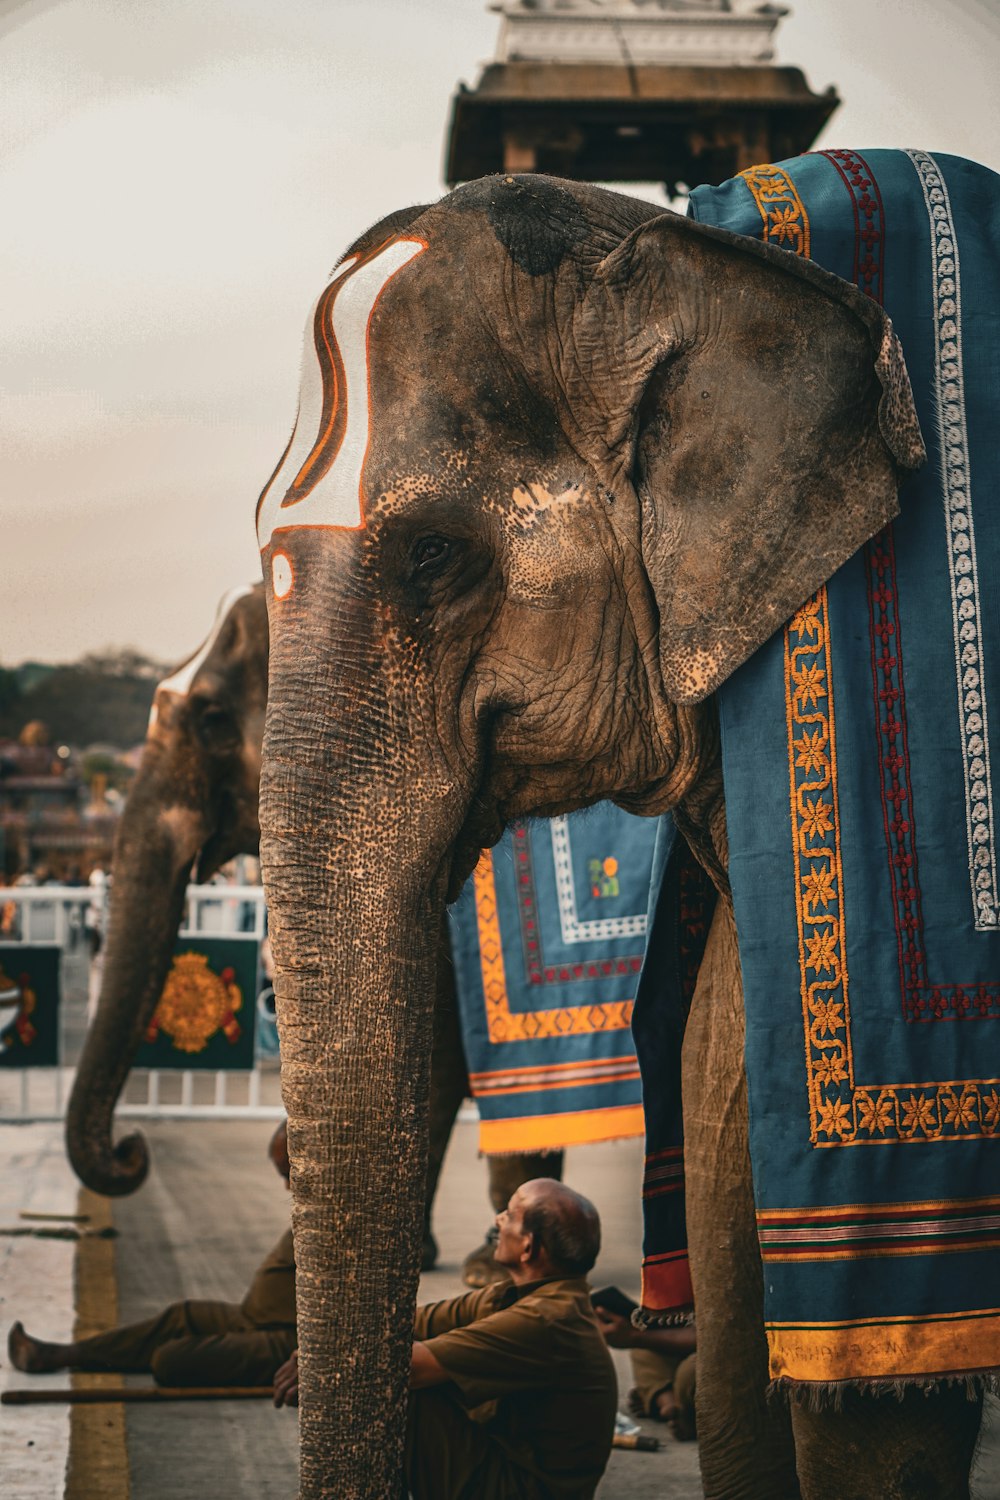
[
  {"xmin": 3, "ymin": 1386, "xmax": 274, "ymax": 1406},
  {"xmin": 612, "ymin": 1432, "xmax": 661, "ymax": 1453},
  {"xmin": 19, "ymin": 1211, "xmax": 91, "ymax": 1223}
]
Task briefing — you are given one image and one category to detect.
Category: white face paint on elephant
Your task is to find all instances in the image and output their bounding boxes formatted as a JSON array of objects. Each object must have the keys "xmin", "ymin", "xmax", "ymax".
[
  {"xmin": 256, "ymin": 238, "xmax": 428, "ymax": 585},
  {"xmin": 150, "ymin": 583, "xmax": 255, "ymax": 728}
]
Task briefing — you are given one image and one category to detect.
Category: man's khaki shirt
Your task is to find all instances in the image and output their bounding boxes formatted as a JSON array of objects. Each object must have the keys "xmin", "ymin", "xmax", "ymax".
[
  {"xmin": 240, "ymin": 1228, "xmax": 296, "ymax": 1329},
  {"xmin": 414, "ymin": 1277, "xmax": 617, "ymax": 1499}
]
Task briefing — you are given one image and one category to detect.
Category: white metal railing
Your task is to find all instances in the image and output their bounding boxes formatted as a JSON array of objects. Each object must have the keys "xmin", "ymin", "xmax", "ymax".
[
  {"xmin": 0, "ymin": 883, "xmax": 267, "ymax": 937},
  {"xmin": 2, "ymin": 1066, "xmax": 286, "ymax": 1125},
  {"xmin": 0, "ymin": 885, "xmax": 479, "ymax": 1125},
  {"xmin": 180, "ymin": 884, "xmax": 266, "ymax": 939},
  {"xmin": 0, "ymin": 884, "xmax": 92, "ymax": 945},
  {"xmin": 2, "ymin": 1072, "xmax": 477, "ymax": 1126}
]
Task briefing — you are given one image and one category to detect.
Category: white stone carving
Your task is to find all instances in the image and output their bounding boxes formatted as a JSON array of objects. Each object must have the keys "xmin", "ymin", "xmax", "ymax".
[{"xmin": 491, "ymin": 0, "xmax": 787, "ymax": 67}]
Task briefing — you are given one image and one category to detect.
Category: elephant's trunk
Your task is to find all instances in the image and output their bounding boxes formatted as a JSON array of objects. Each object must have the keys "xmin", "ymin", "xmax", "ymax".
[
  {"xmin": 65, "ymin": 789, "xmax": 200, "ymax": 1196},
  {"xmin": 261, "ymin": 558, "xmax": 465, "ymax": 1499}
]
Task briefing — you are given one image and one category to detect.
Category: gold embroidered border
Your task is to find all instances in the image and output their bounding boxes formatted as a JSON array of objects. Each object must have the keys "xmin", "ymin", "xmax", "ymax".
[
  {"xmin": 744, "ymin": 163, "xmax": 1000, "ymax": 1147},
  {"xmin": 472, "ymin": 852, "xmax": 633, "ymax": 1043},
  {"xmin": 739, "ymin": 164, "xmax": 811, "ymax": 256},
  {"xmin": 786, "ymin": 592, "xmax": 1000, "ymax": 1145},
  {"xmin": 768, "ymin": 1306, "xmax": 1000, "ymax": 1383}
]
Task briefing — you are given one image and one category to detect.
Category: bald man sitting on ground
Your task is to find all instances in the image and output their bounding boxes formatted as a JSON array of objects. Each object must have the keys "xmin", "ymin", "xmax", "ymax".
[{"xmin": 273, "ymin": 1178, "xmax": 618, "ymax": 1500}]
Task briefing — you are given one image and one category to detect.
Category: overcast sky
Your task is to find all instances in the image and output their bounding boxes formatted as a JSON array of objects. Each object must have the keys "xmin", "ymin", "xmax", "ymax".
[{"xmin": 3, "ymin": 0, "xmax": 999, "ymax": 667}]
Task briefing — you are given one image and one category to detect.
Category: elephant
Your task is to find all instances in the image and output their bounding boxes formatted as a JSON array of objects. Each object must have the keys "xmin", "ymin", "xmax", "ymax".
[
  {"xmin": 65, "ymin": 584, "xmax": 268, "ymax": 1198},
  {"xmin": 255, "ymin": 171, "xmax": 985, "ymax": 1500},
  {"xmin": 64, "ymin": 582, "xmax": 559, "ymax": 1272}
]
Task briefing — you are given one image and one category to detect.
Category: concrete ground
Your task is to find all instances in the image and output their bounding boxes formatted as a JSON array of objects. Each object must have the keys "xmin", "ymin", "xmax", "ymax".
[
  {"xmin": 1, "ymin": 1117, "xmax": 700, "ymax": 1498},
  {"xmin": 113, "ymin": 1118, "xmax": 701, "ymax": 1500},
  {"xmin": 0, "ymin": 1123, "xmax": 81, "ymax": 1499},
  {"xmin": 3, "ymin": 936, "xmax": 997, "ymax": 1494},
  {"xmin": 2, "ymin": 1117, "xmax": 1000, "ymax": 1497}
]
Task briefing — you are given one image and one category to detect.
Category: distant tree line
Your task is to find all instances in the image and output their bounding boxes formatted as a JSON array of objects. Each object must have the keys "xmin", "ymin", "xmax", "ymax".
[{"xmin": 0, "ymin": 648, "xmax": 167, "ymax": 750}]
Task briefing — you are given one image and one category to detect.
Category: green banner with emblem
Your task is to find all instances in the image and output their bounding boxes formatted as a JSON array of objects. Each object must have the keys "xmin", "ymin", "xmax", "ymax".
[
  {"xmin": 134, "ymin": 936, "xmax": 260, "ymax": 1070},
  {"xmin": 0, "ymin": 945, "xmax": 61, "ymax": 1068}
]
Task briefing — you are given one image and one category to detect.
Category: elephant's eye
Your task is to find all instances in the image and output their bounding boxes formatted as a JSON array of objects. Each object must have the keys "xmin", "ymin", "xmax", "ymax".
[
  {"xmin": 195, "ymin": 704, "xmax": 240, "ymax": 753},
  {"xmin": 411, "ymin": 535, "xmax": 452, "ymax": 573}
]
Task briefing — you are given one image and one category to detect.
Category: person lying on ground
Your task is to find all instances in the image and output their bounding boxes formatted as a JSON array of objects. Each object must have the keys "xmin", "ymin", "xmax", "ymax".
[
  {"xmin": 592, "ymin": 1286, "xmax": 697, "ymax": 1440},
  {"xmin": 8, "ymin": 1120, "xmax": 294, "ymax": 1390},
  {"xmin": 273, "ymin": 1178, "xmax": 618, "ymax": 1500}
]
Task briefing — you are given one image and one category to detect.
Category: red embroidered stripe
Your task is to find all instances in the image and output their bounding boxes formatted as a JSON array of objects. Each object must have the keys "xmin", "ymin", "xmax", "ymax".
[{"xmin": 758, "ymin": 1196, "xmax": 1000, "ymax": 1261}]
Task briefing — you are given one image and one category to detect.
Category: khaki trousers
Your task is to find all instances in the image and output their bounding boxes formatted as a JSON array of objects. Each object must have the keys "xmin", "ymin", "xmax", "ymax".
[
  {"xmin": 67, "ymin": 1299, "xmax": 295, "ymax": 1387},
  {"xmin": 404, "ymin": 1387, "xmax": 541, "ymax": 1500},
  {"xmin": 630, "ymin": 1348, "xmax": 697, "ymax": 1433}
]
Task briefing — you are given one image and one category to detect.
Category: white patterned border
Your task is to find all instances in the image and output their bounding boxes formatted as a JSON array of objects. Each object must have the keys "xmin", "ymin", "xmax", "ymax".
[
  {"xmin": 907, "ymin": 149, "xmax": 997, "ymax": 928},
  {"xmin": 548, "ymin": 817, "xmax": 648, "ymax": 944}
]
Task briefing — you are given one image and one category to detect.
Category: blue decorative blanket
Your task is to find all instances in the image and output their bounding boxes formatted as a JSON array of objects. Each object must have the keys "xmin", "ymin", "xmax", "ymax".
[
  {"xmin": 672, "ymin": 150, "xmax": 1000, "ymax": 1387},
  {"xmin": 448, "ymin": 806, "xmax": 658, "ymax": 1153}
]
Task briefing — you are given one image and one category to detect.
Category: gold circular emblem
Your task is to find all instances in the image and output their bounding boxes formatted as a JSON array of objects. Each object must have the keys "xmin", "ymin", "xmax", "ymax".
[{"xmin": 151, "ymin": 953, "xmax": 242, "ymax": 1054}]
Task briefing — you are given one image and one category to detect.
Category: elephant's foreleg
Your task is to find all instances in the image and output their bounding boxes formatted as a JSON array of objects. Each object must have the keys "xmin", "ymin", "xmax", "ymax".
[
  {"xmin": 790, "ymin": 1381, "xmax": 981, "ymax": 1499},
  {"xmin": 427, "ymin": 927, "xmax": 567, "ymax": 1283},
  {"xmin": 424, "ymin": 927, "xmax": 472, "ymax": 1267},
  {"xmin": 682, "ymin": 901, "xmax": 801, "ymax": 1500}
]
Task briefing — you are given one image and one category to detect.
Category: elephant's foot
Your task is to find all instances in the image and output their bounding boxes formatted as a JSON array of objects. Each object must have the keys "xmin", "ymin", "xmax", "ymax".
[
  {"xmin": 791, "ymin": 1383, "xmax": 982, "ymax": 1500},
  {"xmin": 683, "ymin": 904, "xmax": 802, "ymax": 1500},
  {"xmin": 460, "ymin": 1230, "xmax": 512, "ymax": 1289},
  {"xmin": 420, "ymin": 1230, "xmax": 438, "ymax": 1272}
]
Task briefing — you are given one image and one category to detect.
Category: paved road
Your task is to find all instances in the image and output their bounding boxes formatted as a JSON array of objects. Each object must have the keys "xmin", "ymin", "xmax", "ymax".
[
  {"xmin": 4, "ymin": 1114, "xmax": 998, "ymax": 1498},
  {"xmin": 0, "ymin": 1124, "xmax": 80, "ymax": 1499},
  {"xmin": 111, "ymin": 1117, "xmax": 701, "ymax": 1499}
]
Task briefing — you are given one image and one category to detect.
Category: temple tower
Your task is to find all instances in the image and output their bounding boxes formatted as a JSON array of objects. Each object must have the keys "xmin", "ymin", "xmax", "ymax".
[{"xmin": 445, "ymin": 0, "xmax": 838, "ymax": 196}]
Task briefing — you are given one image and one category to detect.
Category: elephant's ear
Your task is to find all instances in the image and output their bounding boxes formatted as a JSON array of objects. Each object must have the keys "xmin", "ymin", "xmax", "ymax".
[{"xmin": 575, "ymin": 213, "xmax": 924, "ymax": 705}]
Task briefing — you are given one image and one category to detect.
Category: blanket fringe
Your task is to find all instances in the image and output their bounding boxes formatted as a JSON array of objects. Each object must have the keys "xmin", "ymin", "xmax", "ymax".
[
  {"xmin": 767, "ymin": 1371, "xmax": 1000, "ymax": 1412},
  {"xmin": 632, "ymin": 1307, "xmax": 695, "ymax": 1330},
  {"xmin": 476, "ymin": 1147, "xmax": 566, "ymax": 1159}
]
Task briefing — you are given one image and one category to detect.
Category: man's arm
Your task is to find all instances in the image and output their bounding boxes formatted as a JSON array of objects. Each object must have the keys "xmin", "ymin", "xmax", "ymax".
[
  {"xmin": 273, "ymin": 1349, "xmax": 298, "ymax": 1407},
  {"xmin": 594, "ymin": 1308, "xmax": 697, "ymax": 1357},
  {"xmin": 409, "ymin": 1341, "xmax": 450, "ymax": 1389},
  {"xmin": 275, "ymin": 1344, "xmax": 451, "ymax": 1405},
  {"xmin": 412, "ymin": 1286, "xmax": 494, "ymax": 1342}
]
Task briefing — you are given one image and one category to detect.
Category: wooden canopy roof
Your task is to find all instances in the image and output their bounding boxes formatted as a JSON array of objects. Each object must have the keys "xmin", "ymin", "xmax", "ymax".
[{"xmin": 445, "ymin": 61, "xmax": 838, "ymax": 195}]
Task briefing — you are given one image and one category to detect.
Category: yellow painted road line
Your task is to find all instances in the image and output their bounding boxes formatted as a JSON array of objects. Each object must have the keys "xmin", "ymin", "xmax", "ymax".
[{"xmin": 65, "ymin": 1186, "xmax": 129, "ymax": 1500}]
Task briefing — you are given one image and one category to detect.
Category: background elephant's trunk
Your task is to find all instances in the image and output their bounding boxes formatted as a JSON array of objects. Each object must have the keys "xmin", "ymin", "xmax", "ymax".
[
  {"xmin": 262, "ymin": 571, "xmax": 466, "ymax": 1499},
  {"xmin": 65, "ymin": 787, "xmax": 202, "ymax": 1196}
]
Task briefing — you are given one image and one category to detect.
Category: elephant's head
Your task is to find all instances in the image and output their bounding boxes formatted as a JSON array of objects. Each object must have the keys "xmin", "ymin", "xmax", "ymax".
[
  {"xmin": 66, "ymin": 584, "xmax": 267, "ymax": 1196},
  {"xmin": 257, "ymin": 176, "xmax": 922, "ymax": 1496}
]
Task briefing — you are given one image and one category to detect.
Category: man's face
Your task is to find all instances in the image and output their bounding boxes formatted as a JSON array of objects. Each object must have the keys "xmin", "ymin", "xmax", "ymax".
[{"xmin": 495, "ymin": 1187, "xmax": 532, "ymax": 1268}]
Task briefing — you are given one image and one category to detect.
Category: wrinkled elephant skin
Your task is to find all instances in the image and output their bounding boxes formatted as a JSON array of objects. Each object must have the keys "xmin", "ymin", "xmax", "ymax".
[{"xmin": 257, "ymin": 174, "xmax": 931, "ymax": 1498}]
